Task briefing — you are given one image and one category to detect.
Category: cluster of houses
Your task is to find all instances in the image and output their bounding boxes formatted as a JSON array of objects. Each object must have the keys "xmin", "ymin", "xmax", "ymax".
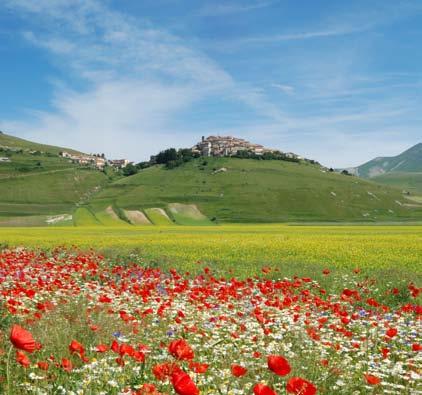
[
  {"xmin": 60, "ymin": 152, "xmax": 130, "ymax": 170},
  {"xmin": 192, "ymin": 135, "xmax": 303, "ymax": 160}
]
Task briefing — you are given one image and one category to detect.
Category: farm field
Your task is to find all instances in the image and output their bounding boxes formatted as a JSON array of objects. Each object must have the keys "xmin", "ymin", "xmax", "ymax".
[
  {"xmin": 0, "ymin": 225, "xmax": 421, "ymax": 278},
  {"xmin": 0, "ymin": 225, "xmax": 420, "ymax": 394}
]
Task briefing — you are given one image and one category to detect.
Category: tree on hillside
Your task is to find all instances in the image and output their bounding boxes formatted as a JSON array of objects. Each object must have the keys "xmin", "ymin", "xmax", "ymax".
[
  {"xmin": 122, "ymin": 163, "xmax": 138, "ymax": 176},
  {"xmin": 156, "ymin": 148, "xmax": 178, "ymax": 164}
]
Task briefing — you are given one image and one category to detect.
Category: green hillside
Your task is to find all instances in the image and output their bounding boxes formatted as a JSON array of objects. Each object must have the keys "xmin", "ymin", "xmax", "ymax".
[
  {"xmin": 2, "ymin": 132, "xmax": 422, "ymax": 226},
  {"xmin": 0, "ymin": 133, "xmax": 110, "ymax": 226},
  {"xmin": 90, "ymin": 157, "xmax": 422, "ymax": 223},
  {"xmin": 355, "ymin": 143, "xmax": 422, "ymax": 178},
  {"xmin": 0, "ymin": 131, "xmax": 82, "ymax": 155},
  {"xmin": 372, "ymin": 172, "xmax": 422, "ymax": 194}
]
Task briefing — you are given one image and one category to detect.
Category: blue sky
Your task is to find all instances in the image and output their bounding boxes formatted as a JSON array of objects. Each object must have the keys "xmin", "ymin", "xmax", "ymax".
[{"xmin": 0, "ymin": 0, "xmax": 421, "ymax": 167}]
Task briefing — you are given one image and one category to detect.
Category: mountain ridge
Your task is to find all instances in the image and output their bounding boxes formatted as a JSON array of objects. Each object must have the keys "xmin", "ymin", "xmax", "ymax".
[{"xmin": 353, "ymin": 142, "xmax": 422, "ymax": 178}]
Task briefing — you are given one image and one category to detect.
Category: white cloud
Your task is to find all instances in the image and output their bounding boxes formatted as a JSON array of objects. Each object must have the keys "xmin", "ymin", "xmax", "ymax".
[
  {"xmin": 1, "ymin": 80, "xmax": 200, "ymax": 159},
  {"xmin": 1, "ymin": 0, "xmax": 243, "ymax": 160},
  {"xmin": 2, "ymin": 0, "xmax": 422, "ymax": 167}
]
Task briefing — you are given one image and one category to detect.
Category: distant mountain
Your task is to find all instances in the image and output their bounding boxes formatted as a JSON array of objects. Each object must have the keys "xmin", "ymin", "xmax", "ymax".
[{"xmin": 354, "ymin": 143, "xmax": 422, "ymax": 178}]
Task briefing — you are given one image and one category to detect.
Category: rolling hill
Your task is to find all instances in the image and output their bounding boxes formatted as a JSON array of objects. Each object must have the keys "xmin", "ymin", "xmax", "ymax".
[
  {"xmin": 89, "ymin": 157, "xmax": 422, "ymax": 223},
  {"xmin": 2, "ymin": 132, "xmax": 422, "ymax": 225},
  {"xmin": 0, "ymin": 132, "xmax": 109, "ymax": 226},
  {"xmin": 0, "ymin": 131, "xmax": 82, "ymax": 155}
]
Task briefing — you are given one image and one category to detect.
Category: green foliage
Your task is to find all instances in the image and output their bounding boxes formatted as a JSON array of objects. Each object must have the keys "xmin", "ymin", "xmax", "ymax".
[
  {"xmin": 234, "ymin": 149, "xmax": 302, "ymax": 163},
  {"xmin": 122, "ymin": 163, "xmax": 138, "ymax": 176},
  {"xmin": 155, "ymin": 147, "xmax": 200, "ymax": 169}
]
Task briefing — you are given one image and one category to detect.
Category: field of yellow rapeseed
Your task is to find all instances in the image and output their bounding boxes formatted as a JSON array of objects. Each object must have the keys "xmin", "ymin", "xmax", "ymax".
[{"xmin": 0, "ymin": 225, "xmax": 421, "ymax": 277}]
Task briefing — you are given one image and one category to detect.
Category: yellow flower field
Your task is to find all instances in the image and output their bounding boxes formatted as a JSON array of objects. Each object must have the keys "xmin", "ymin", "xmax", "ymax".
[{"xmin": 1, "ymin": 225, "xmax": 421, "ymax": 277}]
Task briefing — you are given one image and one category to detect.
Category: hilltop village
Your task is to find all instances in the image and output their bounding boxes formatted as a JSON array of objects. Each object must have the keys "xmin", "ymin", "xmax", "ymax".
[
  {"xmin": 1, "ymin": 131, "xmax": 312, "ymax": 173},
  {"xmin": 192, "ymin": 135, "xmax": 303, "ymax": 160},
  {"xmin": 59, "ymin": 151, "xmax": 130, "ymax": 170}
]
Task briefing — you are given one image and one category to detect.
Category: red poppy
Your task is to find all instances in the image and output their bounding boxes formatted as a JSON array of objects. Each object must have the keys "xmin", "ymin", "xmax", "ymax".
[
  {"xmin": 365, "ymin": 374, "xmax": 381, "ymax": 385},
  {"xmin": 171, "ymin": 371, "xmax": 199, "ymax": 395},
  {"xmin": 386, "ymin": 328, "xmax": 397, "ymax": 338},
  {"xmin": 267, "ymin": 355, "xmax": 291, "ymax": 376},
  {"xmin": 61, "ymin": 358, "xmax": 73, "ymax": 372},
  {"xmin": 412, "ymin": 343, "xmax": 422, "ymax": 352},
  {"xmin": 381, "ymin": 348, "xmax": 389, "ymax": 359},
  {"xmin": 169, "ymin": 339, "xmax": 194, "ymax": 361},
  {"xmin": 286, "ymin": 377, "xmax": 317, "ymax": 395},
  {"xmin": 152, "ymin": 362, "xmax": 182, "ymax": 381},
  {"xmin": 136, "ymin": 383, "xmax": 162, "ymax": 395},
  {"xmin": 119, "ymin": 343, "xmax": 135, "ymax": 357},
  {"xmin": 111, "ymin": 340, "xmax": 120, "ymax": 353},
  {"xmin": 16, "ymin": 350, "xmax": 30, "ymax": 367},
  {"xmin": 253, "ymin": 383, "xmax": 277, "ymax": 395},
  {"xmin": 96, "ymin": 344, "xmax": 108, "ymax": 353},
  {"xmin": 69, "ymin": 340, "xmax": 85, "ymax": 356},
  {"xmin": 37, "ymin": 361, "xmax": 49, "ymax": 370},
  {"xmin": 231, "ymin": 364, "xmax": 247, "ymax": 377},
  {"xmin": 133, "ymin": 350, "xmax": 146, "ymax": 363},
  {"xmin": 10, "ymin": 325, "xmax": 36, "ymax": 353},
  {"xmin": 189, "ymin": 361, "xmax": 208, "ymax": 373}
]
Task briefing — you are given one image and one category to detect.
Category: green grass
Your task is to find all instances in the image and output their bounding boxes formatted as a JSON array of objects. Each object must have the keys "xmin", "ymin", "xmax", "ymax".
[
  {"xmin": 94, "ymin": 206, "xmax": 130, "ymax": 226},
  {"xmin": 92, "ymin": 157, "xmax": 422, "ymax": 223},
  {"xmin": 167, "ymin": 203, "xmax": 213, "ymax": 225},
  {"xmin": 0, "ymin": 225, "xmax": 421, "ymax": 279},
  {"xmin": 0, "ymin": 133, "xmax": 115, "ymax": 223},
  {"xmin": 372, "ymin": 172, "xmax": 422, "ymax": 194},
  {"xmin": 0, "ymin": 150, "xmax": 109, "ymax": 221},
  {"xmin": 0, "ymin": 132, "xmax": 82, "ymax": 155},
  {"xmin": 0, "ymin": 169, "xmax": 106, "ymax": 205},
  {"xmin": 73, "ymin": 207, "xmax": 101, "ymax": 226},
  {"xmin": 144, "ymin": 208, "xmax": 175, "ymax": 225}
]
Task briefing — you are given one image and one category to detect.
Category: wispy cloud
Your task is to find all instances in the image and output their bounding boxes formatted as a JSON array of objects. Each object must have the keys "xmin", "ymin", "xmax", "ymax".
[
  {"xmin": 197, "ymin": 1, "xmax": 275, "ymax": 17},
  {"xmin": 2, "ymin": 0, "xmax": 422, "ymax": 166},
  {"xmin": 271, "ymin": 83, "xmax": 294, "ymax": 94},
  {"xmin": 1, "ymin": 0, "xmax": 244, "ymax": 159},
  {"xmin": 232, "ymin": 28, "xmax": 365, "ymax": 45}
]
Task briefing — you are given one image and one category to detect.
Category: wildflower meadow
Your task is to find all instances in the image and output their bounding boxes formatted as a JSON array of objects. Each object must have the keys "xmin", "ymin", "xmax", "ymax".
[{"xmin": 0, "ymin": 247, "xmax": 420, "ymax": 394}]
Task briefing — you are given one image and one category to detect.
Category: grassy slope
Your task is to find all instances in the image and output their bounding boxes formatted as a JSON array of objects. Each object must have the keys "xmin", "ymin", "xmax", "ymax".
[
  {"xmin": 144, "ymin": 208, "xmax": 175, "ymax": 225},
  {"xmin": 0, "ymin": 132, "xmax": 82, "ymax": 155},
  {"xmin": 92, "ymin": 157, "xmax": 422, "ymax": 223},
  {"xmin": 73, "ymin": 208, "xmax": 101, "ymax": 226},
  {"xmin": 0, "ymin": 135, "xmax": 110, "ymax": 224},
  {"xmin": 372, "ymin": 172, "xmax": 422, "ymax": 194}
]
